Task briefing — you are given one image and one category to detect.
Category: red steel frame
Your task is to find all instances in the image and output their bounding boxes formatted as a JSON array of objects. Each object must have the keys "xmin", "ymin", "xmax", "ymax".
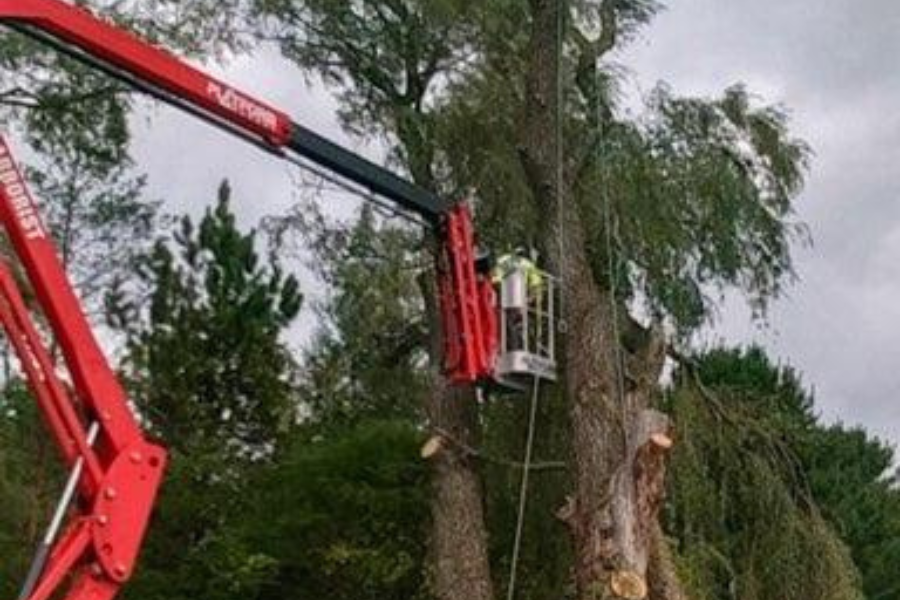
[
  {"xmin": 439, "ymin": 204, "xmax": 495, "ymax": 383},
  {"xmin": 0, "ymin": 137, "xmax": 167, "ymax": 600},
  {"xmin": 0, "ymin": 0, "xmax": 293, "ymax": 148},
  {"xmin": 0, "ymin": 1, "xmax": 497, "ymax": 599}
]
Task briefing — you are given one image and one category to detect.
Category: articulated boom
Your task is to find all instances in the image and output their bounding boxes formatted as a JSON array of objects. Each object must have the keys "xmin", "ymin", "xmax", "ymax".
[
  {"xmin": 0, "ymin": 137, "xmax": 167, "ymax": 600},
  {"xmin": 0, "ymin": 0, "xmax": 494, "ymax": 383},
  {"xmin": 0, "ymin": 1, "xmax": 506, "ymax": 599}
]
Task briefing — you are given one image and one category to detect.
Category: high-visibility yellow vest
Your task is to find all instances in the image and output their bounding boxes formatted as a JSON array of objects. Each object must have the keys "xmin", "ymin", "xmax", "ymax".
[{"xmin": 493, "ymin": 254, "xmax": 543, "ymax": 289}]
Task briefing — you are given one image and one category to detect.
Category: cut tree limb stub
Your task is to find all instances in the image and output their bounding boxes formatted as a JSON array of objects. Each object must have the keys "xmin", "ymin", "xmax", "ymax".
[
  {"xmin": 610, "ymin": 570, "xmax": 648, "ymax": 600},
  {"xmin": 650, "ymin": 432, "xmax": 673, "ymax": 450},
  {"xmin": 421, "ymin": 435, "xmax": 445, "ymax": 460}
]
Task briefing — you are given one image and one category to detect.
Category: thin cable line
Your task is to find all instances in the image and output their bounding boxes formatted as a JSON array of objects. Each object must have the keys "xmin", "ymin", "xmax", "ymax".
[
  {"xmin": 283, "ymin": 154, "xmax": 430, "ymax": 229},
  {"xmin": 505, "ymin": 375, "xmax": 542, "ymax": 600},
  {"xmin": 555, "ymin": 0, "xmax": 568, "ymax": 333},
  {"xmin": 596, "ymin": 69, "xmax": 630, "ymax": 447}
]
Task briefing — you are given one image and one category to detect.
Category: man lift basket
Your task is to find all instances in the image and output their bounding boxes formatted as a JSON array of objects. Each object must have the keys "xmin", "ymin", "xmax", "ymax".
[{"xmin": 491, "ymin": 251, "xmax": 558, "ymax": 390}]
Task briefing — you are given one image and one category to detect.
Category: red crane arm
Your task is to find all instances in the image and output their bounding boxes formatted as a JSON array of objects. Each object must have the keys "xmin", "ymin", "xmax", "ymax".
[
  {"xmin": 0, "ymin": 137, "xmax": 167, "ymax": 600},
  {"xmin": 0, "ymin": 141, "xmax": 141, "ymax": 453},
  {"xmin": 0, "ymin": 0, "xmax": 492, "ymax": 383},
  {"xmin": 0, "ymin": 0, "xmax": 450, "ymax": 217},
  {"xmin": 0, "ymin": 2, "xmax": 498, "ymax": 599},
  {"xmin": 0, "ymin": 0, "xmax": 293, "ymax": 148}
]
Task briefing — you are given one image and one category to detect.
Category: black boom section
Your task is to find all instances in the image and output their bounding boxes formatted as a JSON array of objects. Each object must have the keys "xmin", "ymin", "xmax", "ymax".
[{"xmin": 288, "ymin": 123, "xmax": 451, "ymax": 222}]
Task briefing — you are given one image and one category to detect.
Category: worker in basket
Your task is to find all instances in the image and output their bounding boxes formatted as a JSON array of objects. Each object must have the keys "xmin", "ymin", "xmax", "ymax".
[{"xmin": 492, "ymin": 247, "xmax": 545, "ymax": 353}]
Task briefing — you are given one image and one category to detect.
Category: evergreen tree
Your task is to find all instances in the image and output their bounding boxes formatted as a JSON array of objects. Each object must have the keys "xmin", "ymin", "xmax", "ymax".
[
  {"xmin": 111, "ymin": 181, "xmax": 302, "ymax": 459},
  {"xmin": 108, "ymin": 182, "xmax": 302, "ymax": 600},
  {"xmin": 803, "ymin": 425, "xmax": 900, "ymax": 599}
]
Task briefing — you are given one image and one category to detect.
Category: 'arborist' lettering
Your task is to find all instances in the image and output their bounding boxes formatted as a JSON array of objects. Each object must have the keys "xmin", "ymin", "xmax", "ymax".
[{"xmin": 0, "ymin": 145, "xmax": 47, "ymax": 241}]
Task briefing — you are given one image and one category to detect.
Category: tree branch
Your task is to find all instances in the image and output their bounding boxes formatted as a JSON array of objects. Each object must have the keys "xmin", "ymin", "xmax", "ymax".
[
  {"xmin": 572, "ymin": 0, "xmax": 620, "ymax": 177},
  {"xmin": 428, "ymin": 427, "xmax": 567, "ymax": 472}
]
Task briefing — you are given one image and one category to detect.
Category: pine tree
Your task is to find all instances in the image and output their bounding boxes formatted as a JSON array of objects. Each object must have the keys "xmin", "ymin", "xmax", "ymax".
[{"xmin": 108, "ymin": 181, "xmax": 302, "ymax": 600}]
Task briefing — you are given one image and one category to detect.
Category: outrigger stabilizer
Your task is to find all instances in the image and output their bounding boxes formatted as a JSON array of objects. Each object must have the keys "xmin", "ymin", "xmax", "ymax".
[{"xmin": 0, "ymin": 1, "xmax": 556, "ymax": 599}]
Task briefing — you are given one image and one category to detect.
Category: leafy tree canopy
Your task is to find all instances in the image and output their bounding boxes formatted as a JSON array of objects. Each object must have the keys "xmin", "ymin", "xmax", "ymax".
[
  {"xmin": 665, "ymin": 347, "xmax": 883, "ymax": 600},
  {"xmin": 241, "ymin": 420, "xmax": 429, "ymax": 600}
]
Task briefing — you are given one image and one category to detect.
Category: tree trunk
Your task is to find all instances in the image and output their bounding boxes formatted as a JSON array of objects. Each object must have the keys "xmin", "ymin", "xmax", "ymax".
[
  {"xmin": 647, "ymin": 522, "xmax": 687, "ymax": 600},
  {"xmin": 519, "ymin": 2, "xmax": 682, "ymax": 598},
  {"xmin": 400, "ymin": 84, "xmax": 495, "ymax": 597},
  {"xmin": 420, "ymin": 247, "xmax": 495, "ymax": 600},
  {"xmin": 426, "ymin": 380, "xmax": 496, "ymax": 600}
]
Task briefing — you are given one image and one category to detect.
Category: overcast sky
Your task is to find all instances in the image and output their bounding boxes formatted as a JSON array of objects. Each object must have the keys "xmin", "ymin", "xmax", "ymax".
[{"xmin": 129, "ymin": 0, "xmax": 900, "ymax": 444}]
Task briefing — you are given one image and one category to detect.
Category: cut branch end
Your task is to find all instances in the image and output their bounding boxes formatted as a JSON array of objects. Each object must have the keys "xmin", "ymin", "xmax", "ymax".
[
  {"xmin": 421, "ymin": 435, "xmax": 445, "ymax": 460},
  {"xmin": 610, "ymin": 569, "xmax": 648, "ymax": 600}
]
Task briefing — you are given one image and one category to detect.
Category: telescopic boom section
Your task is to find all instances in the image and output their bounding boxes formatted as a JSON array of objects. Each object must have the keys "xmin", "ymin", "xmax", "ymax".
[
  {"xmin": 0, "ymin": 0, "xmax": 493, "ymax": 381},
  {"xmin": 0, "ymin": 0, "xmax": 452, "ymax": 220}
]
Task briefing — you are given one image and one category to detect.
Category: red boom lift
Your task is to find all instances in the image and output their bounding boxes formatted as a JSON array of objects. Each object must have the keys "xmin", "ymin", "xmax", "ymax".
[{"xmin": 0, "ymin": 1, "xmax": 557, "ymax": 599}]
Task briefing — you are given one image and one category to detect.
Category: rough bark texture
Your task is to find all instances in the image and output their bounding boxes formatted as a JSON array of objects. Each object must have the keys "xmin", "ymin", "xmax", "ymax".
[
  {"xmin": 647, "ymin": 522, "xmax": 687, "ymax": 600},
  {"xmin": 402, "ymin": 60, "xmax": 495, "ymax": 595},
  {"xmin": 420, "ymin": 264, "xmax": 495, "ymax": 600},
  {"xmin": 426, "ymin": 381, "xmax": 496, "ymax": 600},
  {"xmin": 519, "ymin": 1, "xmax": 684, "ymax": 598}
]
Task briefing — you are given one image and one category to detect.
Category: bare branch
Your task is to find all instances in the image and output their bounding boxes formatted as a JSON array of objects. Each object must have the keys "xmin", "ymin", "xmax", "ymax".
[
  {"xmin": 431, "ymin": 426, "xmax": 568, "ymax": 472},
  {"xmin": 572, "ymin": 0, "xmax": 620, "ymax": 177}
]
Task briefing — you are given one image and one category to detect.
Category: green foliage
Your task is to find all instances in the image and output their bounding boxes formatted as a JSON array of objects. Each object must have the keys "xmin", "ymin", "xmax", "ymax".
[
  {"xmin": 0, "ymin": 0, "xmax": 256, "ymax": 303},
  {"xmin": 96, "ymin": 0, "xmax": 253, "ymax": 57},
  {"xmin": 803, "ymin": 425, "xmax": 900, "ymax": 600},
  {"xmin": 481, "ymin": 390, "xmax": 573, "ymax": 600},
  {"xmin": 108, "ymin": 184, "xmax": 301, "ymax": 600},
  {"xmin": 0, "ymin": 380, "xmax": 62, "ymax": 598},
  {"xmin": 27, "ymin": 161, "xmax": 157, "ymax": 304},
  {"xmin": 110, "ymin": 181, "xmax": 302, "ymax": 459},
  {"xmin": 122, "ymin": 454, "xmax": 279, "ymax": 600},
  {"xmin": 251, "ymin": 0, "xmax": 478, "ymax": 184},
  {"xmin": 270, "ymin": 202, "xmax": 429, "ymax": 427},
  {"xmin": 1, "ymin": 0, "xmax": 251, "ymax": 158},
  {"xmin": 242, "ymin": 420, "xmax": 429, "ymax": 600},
  {"xmin": 0, "ymin": 30, "xmax": 132, "ymax": 177},
  {"xmin": 666, "ymin": 348, "xmax": 863, "ymax": 600},
  {"xmin": 0, "ymin": 32, "xmax": 156, "ymax": 304},
  {"xmin": 438, "ymin": 26, "xmax": 812, "ymax": 334},
  {"xmin": 584, "ymin": 85, "xmax": 811, "ymax": 330}
]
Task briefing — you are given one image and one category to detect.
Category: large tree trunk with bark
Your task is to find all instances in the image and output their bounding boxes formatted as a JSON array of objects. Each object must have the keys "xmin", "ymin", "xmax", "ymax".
[
  {"xmin": 419, "ymin": 234, "xmax": 495, "ymax": 600},
  {"xmin": 426, "ymin": 380, "xmax": 496, "ymax": 600},
  {"xmin": 519, "ymin": 1, "xmax": 682, "ymax": 598}
]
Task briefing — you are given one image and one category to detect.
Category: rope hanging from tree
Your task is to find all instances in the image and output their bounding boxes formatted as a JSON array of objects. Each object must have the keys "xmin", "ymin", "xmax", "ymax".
[{"xmin": 505, "ymin": 375, "xmax": 542, "ymax": 600}]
